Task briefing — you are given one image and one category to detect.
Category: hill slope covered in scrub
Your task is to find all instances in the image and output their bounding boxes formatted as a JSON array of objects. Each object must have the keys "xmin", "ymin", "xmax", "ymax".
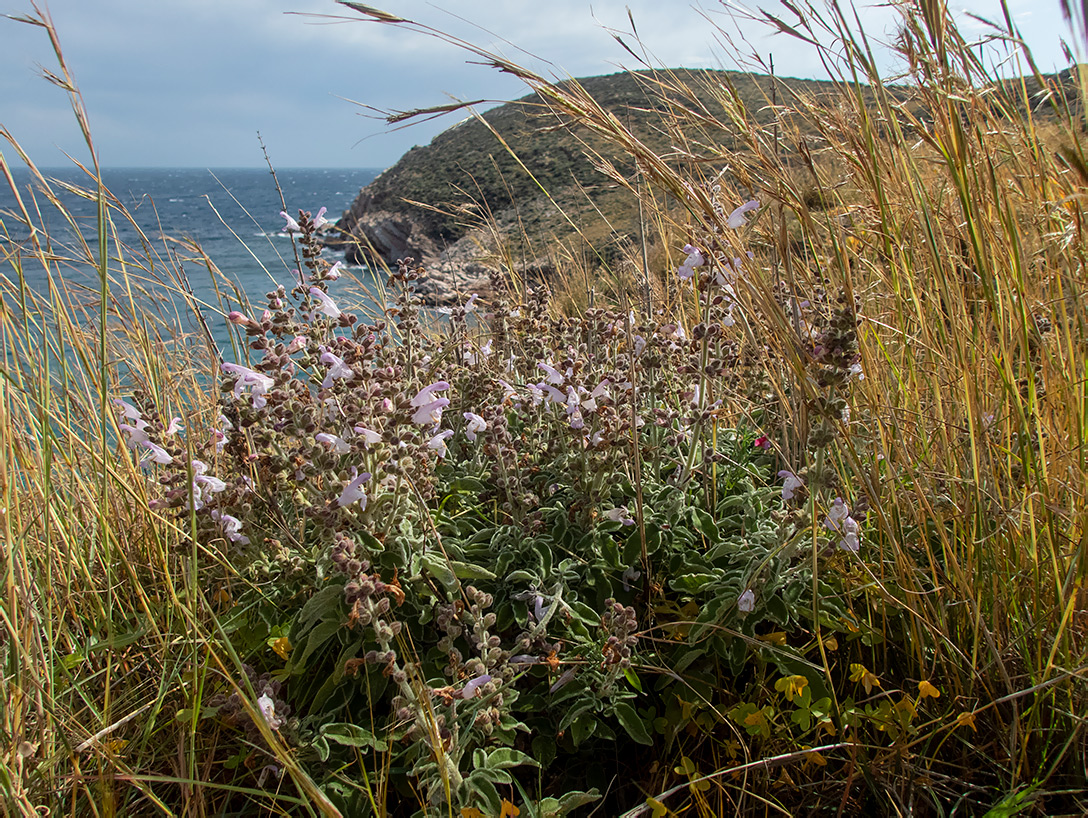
[{"xmin": 333, "ymin": 65, "xmax": 1079, "ymax": 293}]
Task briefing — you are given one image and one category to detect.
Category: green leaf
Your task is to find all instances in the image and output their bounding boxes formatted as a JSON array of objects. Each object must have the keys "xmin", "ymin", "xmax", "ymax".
[
  {"xmin": 691, "ymin": 508, "xmax": 719, "ymax": 541},
  {"xmin": 505, "ymin": 569, "xmax": 538, "ymax": 583},
  {"xmin": 613, "ymin": 702, "xmax": 653, "ymax": 745},
  {"xmin": 296, "ymin": 619, "xmax": 342, "ymax": 669},
  {"xmin": 321, "ymin": 723, "xmax": 389, "ymax": 752},
  {"xmin": 420, "ymin": 552, "xmax": 457, "ymax": 588},
  {"xmin": 570, "ymin": 713, "xmax": 597, "ymax": 746},
  {"xmin": 448, "ymin": 560, "xmax": 496, "ymax": 580},
  {"xmin": 669, "ymin": 573, "xmax": 718, "ymax": 593},
  {"xmin": 296, "ymin": 583, "xmax": 345, "ymax": 632},
  {"xmin": 312, "ymin": 735, "xmax": 330, "ymax": 762},
  {"xmin": 485, "ymin": 747, "xmax": 539, "ymax": 770},
  {"xmin": 765, "ymin": 594, "xmax": 790, "ymax": 624},
  {"xmin": 531, "ymin": 735, "xmax": 557, "ymax": 767},
  {"xmin": 624, "ymin": 667, "xmax": 643, "ymax": 693}
]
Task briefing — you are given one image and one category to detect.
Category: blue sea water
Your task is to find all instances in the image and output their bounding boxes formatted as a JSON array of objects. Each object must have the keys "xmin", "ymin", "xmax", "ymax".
[{"xmin": 0, "ymin": 166, "xmax": 381, "ymax": 356}]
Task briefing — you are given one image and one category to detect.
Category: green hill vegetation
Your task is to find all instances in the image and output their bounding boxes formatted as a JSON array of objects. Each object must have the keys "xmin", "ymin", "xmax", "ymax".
[{"xmin": 338, "ymin": 64, "xmax": 1079, "ymax": 284}]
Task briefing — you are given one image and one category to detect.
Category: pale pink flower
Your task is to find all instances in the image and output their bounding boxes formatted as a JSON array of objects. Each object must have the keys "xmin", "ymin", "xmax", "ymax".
[
  {"xmin": 119, "ymin": 423, "xmax": 149, "ymax": 448},
  {"xmin": 427, "ymin": 429, "xmax": 454, "ymax": 458},
  {"xmin": 497, "ymin": 379, "xmax": 518, "ymax": 402},
  {"xmin": 280, "ymin": 211, "xmax": 301, "ymax": 233},
  {"xmin": 212, "ymin": 510, "xmax": 249, "ymax": 544},
  {"xmin": 257, "ymin": 694, "xmax": 283, "ymax": 729},
  {"xmin": 738, "ymin": 590, "xmax": 756, "ymax": 612},
  {"xmin": 677, "ymin": 244, "xmax": 704, "ymax": 280},
  {"xmin": 605, "ymin": 507, "xmax": 635, "ymax": 526},
  {"xmin": 309, "ymin": 287, "xmax": 341, "ymax": 319},
  {"xmin": 411, "ymin": 381, "xmax": 450, "ymax": 407},
  {"xmin": 319, "ymin": 350, "xmax": 353, "ymax": 389},
  {"xmin": 538, "ymin": 383, "xmax": 565, "ymax": 404},
  {"xmin": 336, "ymin": 470, "xmax": 371, "ymax": 509},
  {"xmin": 826, "ymin": 497, "xmax": 849, "ymax": 523},
  {"xmin": 726, "ymin": 199, "xmax": 760, "ymax": 229},
  {"xmin": 139, "ymin": 441, "xmax": 172, "ymax": 465},
  {"xmin": 353, "ymin": 427, "xmax": 382, "ymax": 447},
  {"xmin": 313, "ymin": 207, "xmax": 329, "ymax": 230},
  {"xmin": 221, "ymin": 363, "xmax": 274, "ymax": 409},
  {"xmin": 412, "ymin": 398, "xmax": 449, "ymax": 426},
  {"xmin": 778, "ymin": 470, "xmax": 804, "ymax": 501},
  {"xmin": 325, "ymin": 260, "xmax": 343, "ymax": 280},
  {"xmin": 316, "ymin": 433, "xmax": 351, "ymax": 454},
  {"xmin": 463, "ymin": 412, "xmax": 487, "ymax": 442},
  {"xmin": 164, "ymin": 417, "xmax": 184, "ymax": 436},
  {"xmin": 461, "ymin": 673, "xmax": 492, "ymax": 699},
  {"xmin": 537, "ymin": 362, "xmax": 565, "ymax": 385}
]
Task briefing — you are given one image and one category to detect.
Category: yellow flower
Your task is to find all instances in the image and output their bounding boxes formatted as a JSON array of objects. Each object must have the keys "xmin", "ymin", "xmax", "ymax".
[
  {"xmin": 774, "ymin": 674, "xmax": 809, "ymax": 703},
  {"xmin": 269, "ymin": 636, "xmax": 292, "ymax": 661},
  {"xmin": 849, "ymin": 663, "xmax": 881, "ymax": 695},
  {"xmin": 917, "ymin": 680, "xmax": 941, "ymax": 700},
  {"xmin": 956, "ymin": 711, "xmax": 977, "ymax": 732},
  {"xmin": 499, "ymin": 799, "xmax": 520, "ymax": 817}
]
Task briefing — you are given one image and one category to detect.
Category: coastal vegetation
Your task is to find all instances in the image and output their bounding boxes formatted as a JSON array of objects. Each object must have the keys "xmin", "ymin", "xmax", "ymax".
[{"xmin": 2, "ymin": 1, "xmax": 1087, "ymax": 816}]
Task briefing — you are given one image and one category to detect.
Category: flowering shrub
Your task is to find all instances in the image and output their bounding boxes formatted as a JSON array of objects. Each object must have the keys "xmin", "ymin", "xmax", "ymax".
[{"xmin": 115, "ymin": 205, "xmax": 875, "ymax": 814}]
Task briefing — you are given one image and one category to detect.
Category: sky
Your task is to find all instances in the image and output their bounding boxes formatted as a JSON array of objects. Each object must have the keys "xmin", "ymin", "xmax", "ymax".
[{"xmin": 0, "ymin": 0, "xmax": 1078, "ymax": 170}]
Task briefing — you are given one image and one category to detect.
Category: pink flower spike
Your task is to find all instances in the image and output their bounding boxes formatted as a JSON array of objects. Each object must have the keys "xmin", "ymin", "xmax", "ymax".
[
  {"xmin": 412, "ymin": 398, "xmax": 449, "ymax": 426},
  {"xmin": 280, "ymin": 211, "xmax": 301, "ymax": 233},
  {"xmin": 726, "ymin": 199, "xmax": 760, "ymax": 229},
  {"xmin": 309, "ymin": 287, "xmax": 341, "ymax": 319},
  {"xmin": 410, "ymin": 381, "xmax": 450, "ymax": 407},
  {"xmin": 313, "ymin": 207, "xmax": 328, "ymax": 230},
  {"xmin": 287, "ymin": 335, "xmax": 309, "ymax": 354},
  {"xmin": 427, "ymin": 429, "xmax": 455, "ymax": 458},
  {"xmin": 336, "ymin": 471, "xmax": 371, "ymax": 508}
]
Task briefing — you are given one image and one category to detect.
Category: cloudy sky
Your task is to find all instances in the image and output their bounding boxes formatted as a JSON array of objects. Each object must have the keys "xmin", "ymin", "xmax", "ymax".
[{"xmin": 0, "ymin": 0, "xmax": 1076, "ymax": 170}]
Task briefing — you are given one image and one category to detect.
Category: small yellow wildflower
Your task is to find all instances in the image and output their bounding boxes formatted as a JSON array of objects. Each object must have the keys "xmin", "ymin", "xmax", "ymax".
[
  {"xmin": 774, "ymin": 674, "xmax": 809, "ymax": 703},
  {"xmin": 917, "ymin": 680, "xmax": 941, "ymax": 700},
  {"xmin": 849, "ymin": 663, "xmax": 882, "ymax": 695}
]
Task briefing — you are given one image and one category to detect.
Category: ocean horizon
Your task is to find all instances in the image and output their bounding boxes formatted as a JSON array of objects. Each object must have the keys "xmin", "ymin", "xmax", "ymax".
[{"xmin": 0, "ymin": 165, "xmax": 384, "ymax": 356}]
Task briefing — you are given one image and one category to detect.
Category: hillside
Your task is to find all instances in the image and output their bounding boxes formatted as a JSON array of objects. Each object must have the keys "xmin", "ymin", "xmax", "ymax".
[{"xmin": 331, "ymin": 67, "xmax": 1079, "ymax": 300}]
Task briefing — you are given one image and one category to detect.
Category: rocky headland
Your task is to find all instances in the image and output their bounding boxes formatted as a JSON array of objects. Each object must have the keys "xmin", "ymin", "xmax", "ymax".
[{"xmin": 326, "ymin": 67, "xmax": 1079, "ymax": 305}]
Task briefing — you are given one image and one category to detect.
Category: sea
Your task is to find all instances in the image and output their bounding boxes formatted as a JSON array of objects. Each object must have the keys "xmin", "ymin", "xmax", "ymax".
[{"xmin": 0, "ymin": 166, "xmax": 382, "ymax": 357}]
